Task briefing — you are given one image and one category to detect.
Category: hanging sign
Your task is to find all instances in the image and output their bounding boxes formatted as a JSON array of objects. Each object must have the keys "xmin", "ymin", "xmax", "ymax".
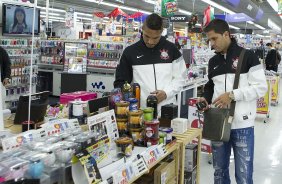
[
  {"xmin": 170, "ymin": 15, "xmax": 188, "ymax": 22},
  {"xmin": 161, "ymin": 0, "xmax": 178, "ymax": 17},
  {"xmin": 65, "ymin": 7, "xmax": 75, "ymax": 28},
  {"xmin": 203, "ymin": 5, "xmax": 214, "ymax": 27}
]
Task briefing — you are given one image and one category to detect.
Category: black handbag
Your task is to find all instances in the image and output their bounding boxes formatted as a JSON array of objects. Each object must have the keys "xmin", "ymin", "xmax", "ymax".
[{"xmin": 202, "ymin": 49, "xmax": 246, "ymax": 142}]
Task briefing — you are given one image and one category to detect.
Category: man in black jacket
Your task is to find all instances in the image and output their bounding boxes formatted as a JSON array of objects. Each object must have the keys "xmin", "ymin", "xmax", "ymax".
[
  {"xmin": 114, "ymin": 13, "xmax": 186, "ymax": 115},
  {"xmin": 199, "ymin": 19, "xmax": 267, "ymax": 184},
  {"xmin": 265, "ymin": 43, "xmax": 279, "ymax": 72},
  {"xmin": 0, "ymin": 46, "xmax": 11, "ymax": 109}
]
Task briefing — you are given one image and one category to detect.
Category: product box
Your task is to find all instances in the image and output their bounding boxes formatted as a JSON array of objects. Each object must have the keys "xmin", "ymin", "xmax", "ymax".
[
  {"xmin": 154, "ymin": 159, "xmax": 176, "ymax": 184},
  {"xmin": 171, "ymin": 118, "xmax": 189, "ymax": 134},
  {"xmin": 60, "ymin": 91, "xmax": 97, "ymax": 104},
  {"xmin": 161, "ymin": 103, "xmax": 178, "ymax": 120},
  {"xmin": 184, "ymin": 144, "xmax": 197, "ymax": 172},
  {"xmin": 184, "ymin": 167, "xmax": 197, "ymax": 184},
  {"xmin": 188, "ymin": 98, "xmax": 211, "ymax": 153}
]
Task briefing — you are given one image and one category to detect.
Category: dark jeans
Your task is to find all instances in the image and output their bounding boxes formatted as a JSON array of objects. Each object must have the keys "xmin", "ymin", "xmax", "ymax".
[{"xmin": 212, "ymin": 127, "xmax": 254, "ymax": 184}]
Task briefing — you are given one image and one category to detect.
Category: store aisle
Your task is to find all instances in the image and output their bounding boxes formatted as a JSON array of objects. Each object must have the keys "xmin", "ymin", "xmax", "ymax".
[{"xmin": 200, "ymin": 81, "xmax": 282, "ymax": 184}]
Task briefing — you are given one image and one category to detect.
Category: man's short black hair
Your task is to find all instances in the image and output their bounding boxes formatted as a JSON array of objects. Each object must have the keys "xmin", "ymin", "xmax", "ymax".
[
  {"xmin": 277, "ymin": 42, "xmax": 280, "ymax": 45},
  {"xmin": 204, "ymin": 19, "xmax": 230, "ymax": 35},
  {"xmin": 144, "ymin": 13, "xmax": 163, "ymax": 30},
  {"xmin": 266, "ymin": 43, "xmax": 272, "ymax": 47}
]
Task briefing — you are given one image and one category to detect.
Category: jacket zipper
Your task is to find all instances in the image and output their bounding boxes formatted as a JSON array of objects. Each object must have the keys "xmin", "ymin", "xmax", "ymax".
[{"xmin": 153, "ymin": 64, "xmax": 157, "ymax": 90}]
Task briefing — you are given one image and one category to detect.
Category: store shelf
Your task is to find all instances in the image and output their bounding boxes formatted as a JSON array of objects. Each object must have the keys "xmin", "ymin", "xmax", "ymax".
[
  {"xmin": 38, "ymin": 63, "xmax": 64, "ymax": 71},
  {"xmin": 88, "ymin": 57, "xmax": 119, "ymax": 61},
  {"xmin": 173, "ymin": 128, "xmax": 202, "ymax": 184},
  {"xmin": 87, "ymin": 67, "xmax": 116, "ymax": 74}
]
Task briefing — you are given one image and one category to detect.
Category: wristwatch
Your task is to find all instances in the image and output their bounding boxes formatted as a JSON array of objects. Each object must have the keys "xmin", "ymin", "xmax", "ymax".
[{"xmin": 229, "ymin": 91, "xmax": 235, "ymax": 101}]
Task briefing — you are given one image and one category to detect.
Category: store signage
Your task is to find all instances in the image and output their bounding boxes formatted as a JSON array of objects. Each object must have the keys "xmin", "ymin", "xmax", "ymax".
[
  {"xmin": 170, "ymin": 15, "xmax": 188, "ymax": 22},
  {"xmin": 225, "ymin": 13, "xmax": 253, "ymax": 22},
  {"xmin": 237, "ymin": 1, "xmax": 264, "ymax": 20},
  {"xmin": 65, "ymin": 7, "xmax": 75, "ymax": 28},
  {"xmin": 221, "ymin": 0, "xmax": 240, "ymax": 7}
]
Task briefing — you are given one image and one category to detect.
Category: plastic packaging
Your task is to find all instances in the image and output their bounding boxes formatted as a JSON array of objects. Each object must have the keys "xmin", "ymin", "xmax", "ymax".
[
  {"xmin": 159, "ymin": 127, "xmax": 173, "ymax": 144},
  {"xmin": 129, "ymin": 128, "xmax": 144, "ymax": 146},
  {"xmin": 128, "ymin": 110, "xmax": 143, "ymax": 128},
  {"xmin": 115, "ymin": 137, "xmax": 134, "ymax": 157},
  {"xmin": 115, "ymin": 101, "xmax": 129, "ymax": 119},
  {"xmin": 146, "ymin": 95, "xmax": 158, "ymax": 119},
  {"xmin": 143, "ymin": 107, "xmax": 154, "ymax": 121},
  {"xmin": 129, "ymin": 98, "xmax": 138, "ymax": 112}
]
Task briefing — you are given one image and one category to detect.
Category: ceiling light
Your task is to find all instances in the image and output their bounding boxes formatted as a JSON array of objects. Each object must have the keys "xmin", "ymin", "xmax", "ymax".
[
  {"xmin": 196, "ymin": 23, "xmax": 201, "ymax": 27},
  {"xmin": 229, "ymin": 25, "xmax": 240, "ymax": 30},
  {"xmin": 247, "ymin": 21, "xmax": 254, "ymax": 25},
  {"xmin": 254, "ymin": 24, "xmax": 266, "ymax": 30},
  {"xmin": 179, "ymin": 9, "xmax": 192, "ymax": 15},
  {"xmin": 41, "ymin": 15, "xmax": 65, "ymax": 20},
  {"xmin": 267, "ymin": 0, "xmax": 278, "ymax": 12},
  {"xmin": 201, "ymin": 0, "xmax": 235, "ymax": 14},
  {"xmin": 77, "ymin": 17, "xmax": 93, "ymax": 21},
  {"xmin": 41, "ymin": 12, "xmax": 61, "ymax": 16},
  {"xmin": 37, "ymin": 6, "xmax": 66, "ymax": 13},
  {"xmin": 77, "ymin": 12, "xmax": 93, "ymax": 17},
  {"xmin": 83, "ymin": 0, "xmax": 152, "ymax": 14}
]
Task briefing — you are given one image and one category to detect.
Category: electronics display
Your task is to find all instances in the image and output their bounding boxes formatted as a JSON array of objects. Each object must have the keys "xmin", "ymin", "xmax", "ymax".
[
  {"xmin": 14, "ymin": 91, "xmax": 49, "ymax": 124},
  {"xmin": 2, "ymin": 4, "xmax": 40, "ymax": 36},
  {"xmin": 64, "ymin": 42, "xmax": 88, "ymax": 73}
]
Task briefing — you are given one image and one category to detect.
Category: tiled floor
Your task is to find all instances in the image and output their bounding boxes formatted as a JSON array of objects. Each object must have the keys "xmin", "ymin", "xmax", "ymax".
[{"xmin": 200, "ymin": 81, "xmax": 282, "ymax": 184}]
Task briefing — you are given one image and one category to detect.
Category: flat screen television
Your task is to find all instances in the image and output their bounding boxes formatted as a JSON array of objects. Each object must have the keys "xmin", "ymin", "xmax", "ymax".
[
  {"xmin": 14, "ymin": 91, "xmax": 49, "ymax": 124},
  {"xmin": 2, "ymin": 3, "xmax": 40, "ymax": 36}
]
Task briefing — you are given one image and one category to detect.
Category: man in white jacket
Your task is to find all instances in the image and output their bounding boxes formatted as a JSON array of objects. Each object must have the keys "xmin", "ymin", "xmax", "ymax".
[
  {"xmin": 114, "ymin": 13, "xmax": 186, "ymax": 115},
  {"xmin": 199, "ymin": 19, "xmax": 267, "ymax": 184}
]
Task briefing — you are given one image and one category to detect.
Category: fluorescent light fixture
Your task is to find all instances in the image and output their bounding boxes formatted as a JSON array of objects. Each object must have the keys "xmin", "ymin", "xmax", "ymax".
[
  {"xmin": 196, "ymin": 23, "xmax": 201, "ymax": 27},
  {"xmin": 41, "ymin": 12, "xmax": 61, "ymax": 16},
  {"xmin": 247, "ymin": 21, "xmax": 254, "ymax": 25},
  {"xmin": 267, "ymin": 0, "xmax": 278, "ymax": 12},
  {"xmin": 268, "ymin": 19, "xmax": 281, "ymax": 32},
  {"xmin": 201, "ymin": 0, "xmax": 235, "ymax": 14},
  {"xmin": 229, "ymin": 25, "xmax": 240, "ymax": 30},
  {"xmin": 143, "ymin": 0, "xmax": 156, "ymax": 4},
  {"xmin": 254, "ymin": 24, "xmax": 266, "ymax": 30},
  {"xmin": 41, "ymin": 15, "xmax": 65, "ymax": 20},
  {"xmin": 179, "ymin": 9, "xmax": 192, "ymax": 15},
  {"xmin": 83, "ymin": 0, "xmax": 152, "ymax": 14},
  {"xmin": 77, "ymin": 12, "xmax": 93, "ymax": 17},
  {"xmin": 77, "ymin": 17, "xmax": 93, "ymax": 21},
  {"xmin": 37, "ymin": 6, "xmax": 66, "ymax": 13}
]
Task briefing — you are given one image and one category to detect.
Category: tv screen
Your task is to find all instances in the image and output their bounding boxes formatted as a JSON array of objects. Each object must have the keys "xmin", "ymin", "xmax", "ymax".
[{"xmin": 2, "ymin": 3, "xmax": 40, "ymax": 36}]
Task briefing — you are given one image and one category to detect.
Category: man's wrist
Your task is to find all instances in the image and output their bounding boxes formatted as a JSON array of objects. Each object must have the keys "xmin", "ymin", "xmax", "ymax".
[{"xmin": 229, "ymin": 91, "xmax": 235, "ymax": 101}]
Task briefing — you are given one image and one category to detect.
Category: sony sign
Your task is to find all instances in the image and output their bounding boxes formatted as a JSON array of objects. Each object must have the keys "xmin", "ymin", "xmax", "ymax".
[{"xmin": 170, "ymin": 15, "xmax": 188, "ymax": 22}]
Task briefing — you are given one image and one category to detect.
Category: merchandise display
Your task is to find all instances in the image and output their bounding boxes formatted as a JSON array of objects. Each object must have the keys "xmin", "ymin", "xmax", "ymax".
[
  {"xmin": 40, "ymin": 40, "xmax": 64, "ymax": 65},
  {"xmin": 0, "ymin": 38, "xmax": 39, "ymax": 108}
]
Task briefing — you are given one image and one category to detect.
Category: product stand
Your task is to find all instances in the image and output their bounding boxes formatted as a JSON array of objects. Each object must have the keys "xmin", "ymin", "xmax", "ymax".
[
  {"xmin": 177, "ymin": 78, "xmax": 208, "ymax": 118},
  {"xmin": 257, "ymin": 75, "xmax": 272, "ymax": 123},
  {"xmin": 173, "ymin": 128, "xmax": 202, "ymax": 184}
]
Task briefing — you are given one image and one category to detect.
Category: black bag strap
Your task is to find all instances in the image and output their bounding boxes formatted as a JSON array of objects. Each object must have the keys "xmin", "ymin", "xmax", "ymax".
[{"xmin": 230, "ymin": 49, "xmax": 246, "ymax": 117}]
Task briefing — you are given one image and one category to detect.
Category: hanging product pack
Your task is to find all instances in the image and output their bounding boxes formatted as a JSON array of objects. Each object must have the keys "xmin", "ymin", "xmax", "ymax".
[{"xmin": 202, "ymin": 49, "xmax": 246, "ymax": 142}]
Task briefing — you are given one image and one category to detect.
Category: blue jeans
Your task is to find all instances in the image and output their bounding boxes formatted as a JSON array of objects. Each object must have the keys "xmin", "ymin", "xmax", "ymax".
[{"xmin": 212, "ymin": 127, "xmax": 254, "ymax": 184}]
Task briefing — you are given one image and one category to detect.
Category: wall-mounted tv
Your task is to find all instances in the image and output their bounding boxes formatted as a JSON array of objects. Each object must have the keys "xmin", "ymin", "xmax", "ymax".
[{"xmin": 2, "ymin": 3, "xmax": 40, "ymax": 36}]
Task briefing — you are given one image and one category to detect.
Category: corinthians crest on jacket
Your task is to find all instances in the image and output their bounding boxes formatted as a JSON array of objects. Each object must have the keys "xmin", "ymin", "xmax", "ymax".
[{"xmin": 160, "ymin": 49, "xmax": 170, "ymax": 60}]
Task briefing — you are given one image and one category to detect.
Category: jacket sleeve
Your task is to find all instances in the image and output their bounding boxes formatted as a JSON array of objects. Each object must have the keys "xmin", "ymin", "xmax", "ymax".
[
  {"xmin": 233, "ymin": 51, "xmax": 267, "ymax": 101},
  {"xmin": 163, "ymin": 56, "xmax": 186, "ymax": 100},
  {"xmin": 114, "ymin": 49, "xmax": 133, "ymax": 89},
  {"xmin": 203, "ymin": 58, "xmax": 214, "ymax": 104},
  {"xmin": 265, "ymin": 50, "xmax": 276, "ymax": 66},
  {"xmin": 1, "ymin": 47, "xmax": 11, "ymax": 81}
]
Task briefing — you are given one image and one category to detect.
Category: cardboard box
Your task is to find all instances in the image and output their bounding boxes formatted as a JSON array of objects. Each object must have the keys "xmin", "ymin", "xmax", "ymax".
[
  {"xmin": 184, "ymin": 167, "xmax": 197, "ymax": 184},
  {"xmin": 154, "ymin": 159, "xmax": 176, "ymax": 184},
  {"xmin": 171, "ymin": 118, "xmax": 189, "ymax": 134},
  {"xmin": 184, "ymin": 144, "xmax": 197, "ymax": 172}
]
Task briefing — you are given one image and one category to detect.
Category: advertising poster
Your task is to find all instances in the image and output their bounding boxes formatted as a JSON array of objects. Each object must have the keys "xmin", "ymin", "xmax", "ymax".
[
  {"xmin": 188, "ymin": 98, "xmax": 212, "ymax": 153},
  {"xmin": 257, "ymin": 80, "xmax": 270, "ymax": 114},
  {"xmin": 271, "ymin": 76, "xmax": 279, "ymax": 103},
  {"xmin": 65, "ymin": 7, "xmax": 75, "ymax": 28}
]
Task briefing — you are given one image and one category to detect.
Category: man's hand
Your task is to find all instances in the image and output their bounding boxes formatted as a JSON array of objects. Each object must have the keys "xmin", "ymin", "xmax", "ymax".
[
  {"xmin": 151, "ymin": 90, "xmax": 167, "ymax": 104},
  {"xmin": 2, "ymin": 78, "xmax": 9, "ymax": 86},
  {"xmin": 213, "ymin": 92, "xmax": 231, "ymax": 108},
  {"xmin": 197, "ymin": 97, "xmax": 209, "ymax": 111}
]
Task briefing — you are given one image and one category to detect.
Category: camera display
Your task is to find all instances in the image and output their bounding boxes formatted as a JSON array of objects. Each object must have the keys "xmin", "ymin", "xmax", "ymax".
[{"xmin": 196, "ymin": 101, "xmax": 207, "ymax": 111}]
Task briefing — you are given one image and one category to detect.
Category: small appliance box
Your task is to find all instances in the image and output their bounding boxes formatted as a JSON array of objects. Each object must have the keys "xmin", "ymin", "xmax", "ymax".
[
  {"xmin": 60, "ymin": 91, "xmax": 97, "ymax": 104},
  {"xmin": 184, "ymin": 144, "xmax": 198, "ymax": 172},
  {"xmin": 171, "ymin": 118, "xmax": 189, "ymax": 134},
  {"xmin": 154, "ymin": 159, "xmax": 176, "ymax": 184},
  {"xmin": 184, "ymin": 167, "xmax": 197, "ymax": 184},
  {"xmin": 161, "ymin": 103, "xmax": 178, "ymax": 120}
]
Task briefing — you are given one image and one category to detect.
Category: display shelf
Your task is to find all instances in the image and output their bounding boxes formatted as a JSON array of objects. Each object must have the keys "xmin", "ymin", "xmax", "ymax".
[
  {"xmin": 0, "ymin": 38, "xmax": 39, "ymax": 109},
  {"xmin": 173, "ymin": 128, "xmax": 202, "ymax": 184}
]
